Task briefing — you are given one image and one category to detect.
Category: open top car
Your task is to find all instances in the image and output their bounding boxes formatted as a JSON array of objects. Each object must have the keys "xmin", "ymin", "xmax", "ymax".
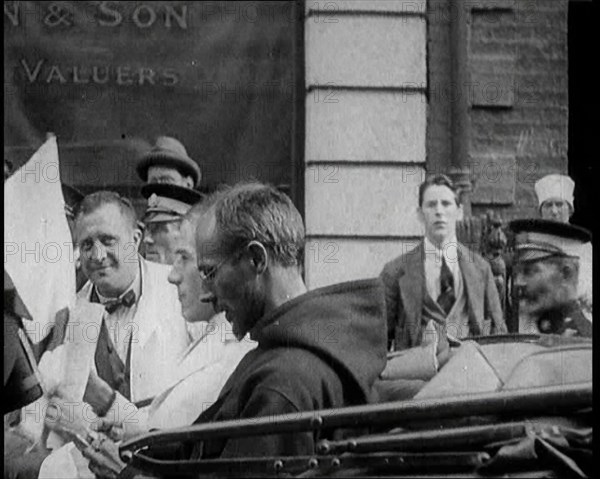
[{"xmin": 118, "ymin": 333, "xmax": 592, "ymax": 478}]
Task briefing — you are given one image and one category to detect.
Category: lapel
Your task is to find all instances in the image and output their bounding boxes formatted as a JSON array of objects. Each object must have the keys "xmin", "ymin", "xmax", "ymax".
[
  {"xmin": 79, "ymin": 260, "xmax": 160, "ymax": 350},
  {"xmin": 398, "ymin": 242, "xmax": 426, "ymax": 345},
  {"xmin": 458, "ymin": 244, "xmax": 484, "ymax": 325},
  {"xmin": 78, "ymin": 280, "xmax": 94, "ymax": 302},
  {"xmin": 132, "ymin": 258, "xmax": 161, "ymax": 350},
  {"xmin": 178, "ymin": 314, "xmax": 229, "ymax": 377},
  {"xmin": 61, "ymin": 296, "xmax": 105, "ymax": 400}
]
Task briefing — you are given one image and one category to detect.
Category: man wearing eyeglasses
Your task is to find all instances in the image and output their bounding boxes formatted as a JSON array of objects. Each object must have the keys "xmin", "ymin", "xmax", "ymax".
[
  {"xmin": 170, "ymin": 181, "xmax": 388, "ymax": 461},
  {"xmin": 41, "ymin": 198, "xmax": 257, "ymax": 479}
]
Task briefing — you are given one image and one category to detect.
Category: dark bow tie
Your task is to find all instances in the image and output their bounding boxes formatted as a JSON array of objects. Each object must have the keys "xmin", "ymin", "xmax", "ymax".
[{"xmin": 103, "ymin": 289, "xmax": 136, "ymax": 314}]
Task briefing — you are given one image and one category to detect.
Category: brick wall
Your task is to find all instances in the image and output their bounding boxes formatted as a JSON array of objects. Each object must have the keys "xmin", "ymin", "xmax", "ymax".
[{"xmin": 427, "ymin": 0, "xmax": 569, "ymax": 221}]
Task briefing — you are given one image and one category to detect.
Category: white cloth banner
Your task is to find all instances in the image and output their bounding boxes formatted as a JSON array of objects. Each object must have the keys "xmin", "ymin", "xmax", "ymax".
[{"xmin": 4, "ymin": 135, "xmax": 76, "ymax": 342}]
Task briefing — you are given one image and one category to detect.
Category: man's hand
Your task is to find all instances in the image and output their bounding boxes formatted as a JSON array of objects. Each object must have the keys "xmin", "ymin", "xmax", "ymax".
[
  {"xmin": 421, "ymin": 320, "xmax": 452, "ymax": 370},
  {"xmin": 91, "ymin": 417, "xmax": 125, "ymax": 442},
  {"xmin": 44, "ymin": 399, "xmax": 91, "ymax": 441},
  {"xmin": 82, "ymin": 434, "xmax": 126, "ymax": 479}
]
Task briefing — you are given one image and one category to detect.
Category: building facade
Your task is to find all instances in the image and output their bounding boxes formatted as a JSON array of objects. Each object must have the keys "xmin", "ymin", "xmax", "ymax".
[{"xmin": 4, "ymin": 0, "xmax": 577, "ymax": 288}]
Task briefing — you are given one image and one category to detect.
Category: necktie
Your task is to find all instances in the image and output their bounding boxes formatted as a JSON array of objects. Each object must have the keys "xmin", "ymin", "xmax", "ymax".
[
  {"xmin": 437, "ymin": 257, "xmax": 456, "ymax": 316},
  {"xmin": 104, "ymin": 289, "xmax": 136, "ymax": 314}
]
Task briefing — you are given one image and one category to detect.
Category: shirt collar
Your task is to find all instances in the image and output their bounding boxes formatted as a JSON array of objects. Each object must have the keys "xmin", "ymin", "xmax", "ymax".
[
  {"xmin": 424, "ymin": 236, "xmax": 459, "ymax": 260},
  {"xmin": 96, "ymin": 264, "xmax": 142, "ymax": 305}
]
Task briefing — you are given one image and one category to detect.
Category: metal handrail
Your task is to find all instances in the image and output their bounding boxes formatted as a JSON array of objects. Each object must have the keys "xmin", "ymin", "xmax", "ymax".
[{"xmin": 120, "ymin": 381, "xmax": 592, "ymax": 464}]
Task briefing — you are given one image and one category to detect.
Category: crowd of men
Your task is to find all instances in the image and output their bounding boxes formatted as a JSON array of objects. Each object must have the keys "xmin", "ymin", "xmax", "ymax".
[{"xmin": 4, "ymin": 137, "xmax": 593, "ymax": 478}]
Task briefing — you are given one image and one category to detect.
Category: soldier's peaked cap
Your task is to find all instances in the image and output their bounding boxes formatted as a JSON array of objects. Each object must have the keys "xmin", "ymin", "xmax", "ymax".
[
  {"xmin": 509, "ymin": 218, "xmax": 591, "ymax": 262},
  {"xmin": 141, "ymin": 183, "xmax": 204, "ymax": 224},
  {"xmin": 136, "ymin": 136, "xmax": 201, "ymax": 187}
]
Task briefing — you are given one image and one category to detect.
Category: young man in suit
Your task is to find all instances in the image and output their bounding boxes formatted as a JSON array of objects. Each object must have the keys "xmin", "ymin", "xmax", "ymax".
[{"xmin": 380, "ymin": 174, "xmax": 507, "ymax": 353}]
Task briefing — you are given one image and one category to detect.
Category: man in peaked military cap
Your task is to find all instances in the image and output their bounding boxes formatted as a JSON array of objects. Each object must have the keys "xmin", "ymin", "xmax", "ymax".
[
  {"xmin": 510, "ymin": 218, "xmax": 592, "ymax": 337},
  {"xmin": 136, "ymin": 136, "xmax": 201, "ymax": 189},
  {"xmin": 534, "ymin": 173, "xmax": 592, "ymax": 319},
  {"xmin": 141, "ymin": 183, "xmax": 204, "ymax": 265}
]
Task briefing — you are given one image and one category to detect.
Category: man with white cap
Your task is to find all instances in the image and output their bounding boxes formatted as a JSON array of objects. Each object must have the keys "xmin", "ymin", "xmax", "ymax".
[
  {"xmin": 136, "ymin": 136, "xmax": 201, "ymax": 189},
  {"xmin": 510, "ymin": 218, "xmax": 592, "ymax": 337},
  {"xmin": 141, "ymin": 183, "xmax": 203, "ymax": 265},
  {"xmin": 534, "ymin": 174, "xmax": 592, "ymax": 318}
]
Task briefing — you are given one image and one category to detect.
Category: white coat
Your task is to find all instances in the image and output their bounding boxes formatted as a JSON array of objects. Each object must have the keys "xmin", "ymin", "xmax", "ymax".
[
  {"xmin": 38, "ymin": 314, "xmax": 256, "ymax": 479},
  {"xmin": 77, "ymin": 257, "xmax": 190, "ymax": 404}
]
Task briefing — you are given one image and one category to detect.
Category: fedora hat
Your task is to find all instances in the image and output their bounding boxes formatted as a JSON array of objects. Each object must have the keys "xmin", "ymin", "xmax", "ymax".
[{"xmin": 136, "ymin": 136, "xmax": 201, "ymax": 187}]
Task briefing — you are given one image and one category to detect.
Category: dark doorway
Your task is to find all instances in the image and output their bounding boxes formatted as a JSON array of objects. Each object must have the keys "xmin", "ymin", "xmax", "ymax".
[{"xmin": 568, "ymin": 0, "xmax": 595, "ymax": 233}]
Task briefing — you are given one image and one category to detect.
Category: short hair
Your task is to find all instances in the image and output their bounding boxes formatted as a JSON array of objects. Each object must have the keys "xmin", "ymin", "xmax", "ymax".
[
  {"xmin": 184, "ymin": 190, "xmax": 219, "ymax": 227},
  {"xmin": 418, "ymin": 174, "xmax": 460, "ymax": 207},
  {"xmin": 74, "ymin": 191, "xmax": 138, "ymax": 231},
  {"xmin": 208, "ymin": 182, "xmax": 305, "ymax": 267}
]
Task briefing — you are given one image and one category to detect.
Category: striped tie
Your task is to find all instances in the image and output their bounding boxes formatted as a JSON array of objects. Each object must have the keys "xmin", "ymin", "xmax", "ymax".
[{"xmin": 437, "ymin": 257, "xmax": 455, "ymax": 315}]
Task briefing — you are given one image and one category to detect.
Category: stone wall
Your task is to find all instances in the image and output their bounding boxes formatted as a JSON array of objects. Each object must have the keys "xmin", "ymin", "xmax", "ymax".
[{"xmin": 304, "ymin": 0, "xmax": 428, "ymax": 288}]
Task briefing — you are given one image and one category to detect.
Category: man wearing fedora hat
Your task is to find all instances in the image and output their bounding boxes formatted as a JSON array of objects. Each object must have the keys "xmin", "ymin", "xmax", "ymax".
[
  {"xmin": 510, "ymin": 218, "xmax": 592, "ymax": 337},
  {"xmin": 141, "ymin": 183, "xmax": 203, "ymax": 265},
  {"xmin": 136, "ymin": 136, "xmax": 201, "ymax": 189}
]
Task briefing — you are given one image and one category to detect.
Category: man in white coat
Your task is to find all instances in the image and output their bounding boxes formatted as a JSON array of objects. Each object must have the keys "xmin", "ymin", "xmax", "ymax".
[
  {"xmin": 39, "ymin": 193, "xmax": 255, "ymax": 478},
  {"xmin": 73, "ymin": 191, "xmax": 191, "ymax": 411},
  {"xmin": 36, "ymin": 191, "xmax": 190, "ymax": 478},
  {"xmin": 92, "ymin": 197, "xmax": 257, "ymax": 439}
]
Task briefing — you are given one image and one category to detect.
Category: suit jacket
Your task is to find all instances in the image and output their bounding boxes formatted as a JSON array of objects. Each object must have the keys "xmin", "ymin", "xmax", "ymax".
[
  {"xmin": 77, "ymin": 257, "xmax": 190, "ymax": 404},
  {"xmin": 380, "ymin": 241, "xmax": 507, "ymax": 350}
]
